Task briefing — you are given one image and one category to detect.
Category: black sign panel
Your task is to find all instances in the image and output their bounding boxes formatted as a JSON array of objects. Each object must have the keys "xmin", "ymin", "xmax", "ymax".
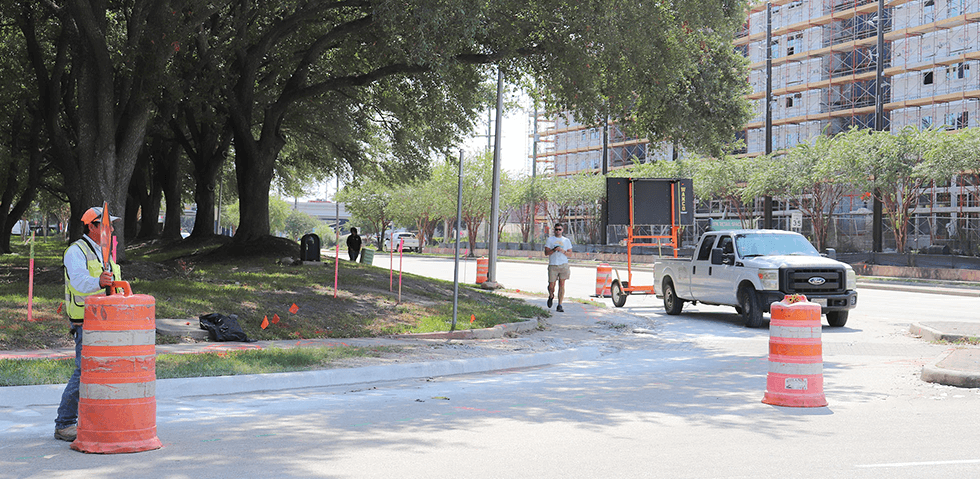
[{"xmin": 606, "ymin": 178, "xmax": 695, "ymax": 226}]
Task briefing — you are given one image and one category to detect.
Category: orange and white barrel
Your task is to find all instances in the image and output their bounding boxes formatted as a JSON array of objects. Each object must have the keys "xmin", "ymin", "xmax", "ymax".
[
  {"xmin": 595, "ymin": 263, "xmax": 612, "ymax": 297},
  {"xmin": 72, "ymin": 281, "xmax": 163, "ymax": 454},
  {"xmin": 476, "ymin": 257, "xmax": 489, "ymax": 284},
  {"xmin": 762, "ymin": 294, "xmax": 827, "ymax": 408}
]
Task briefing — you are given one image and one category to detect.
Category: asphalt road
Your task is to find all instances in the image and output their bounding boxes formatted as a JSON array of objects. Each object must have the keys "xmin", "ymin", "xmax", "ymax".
[{"xmin": 2, "ymin": 254, "xmax": 979, "ymax": 478}]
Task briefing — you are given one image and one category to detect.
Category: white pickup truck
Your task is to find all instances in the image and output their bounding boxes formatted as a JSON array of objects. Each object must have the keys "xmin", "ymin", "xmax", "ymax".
[{"xmin": 653, "ymin": 229, "xmax": 857, "ymax": 328}]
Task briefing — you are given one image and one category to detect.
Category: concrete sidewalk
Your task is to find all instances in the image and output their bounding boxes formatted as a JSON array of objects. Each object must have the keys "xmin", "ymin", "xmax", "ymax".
[{"xmin": 911, "ymin": 321, "xmax": 980, "ymax": 388}]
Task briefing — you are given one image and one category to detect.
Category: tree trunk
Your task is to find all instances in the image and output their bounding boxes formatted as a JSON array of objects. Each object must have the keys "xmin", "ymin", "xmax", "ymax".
[
  {"xmin": 157, "ymin": 141, "xmax": 184, "ymax": 242},
  {"xmin": 231, "ymin": 139, "xmax": 278, "ymax": 242}
]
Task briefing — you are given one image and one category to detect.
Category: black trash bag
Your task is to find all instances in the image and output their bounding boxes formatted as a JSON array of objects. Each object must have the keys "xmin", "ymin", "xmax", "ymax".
[{"xmin": 199, "ymin": 313, "xmax": 253, "ymax": 342}]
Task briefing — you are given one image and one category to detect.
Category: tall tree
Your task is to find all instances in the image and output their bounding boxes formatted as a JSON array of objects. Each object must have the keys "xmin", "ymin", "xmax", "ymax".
[
  {"xmin": 336, "ymin": 178, "xmax": 394, "ymax": 251},
  {"xmin": 218, "ymin": 0, "xmax": 750, "ymax": 245},
  {"xmin": 18, "ymin": 1, "xmax": 214, "ymax": 259},
  {"xmin": 840, "ymin": 126, "xmax": 946, "ymax": 253},
  {"xmin": 746, "ymin": 133, "xmax": 850, "ymax": 251}
]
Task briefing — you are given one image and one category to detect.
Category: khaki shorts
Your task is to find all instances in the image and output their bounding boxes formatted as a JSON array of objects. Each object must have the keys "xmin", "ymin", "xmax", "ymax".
[{"xmin": 548, "ymin": 263, "xmax": 571, "ymax": 282}]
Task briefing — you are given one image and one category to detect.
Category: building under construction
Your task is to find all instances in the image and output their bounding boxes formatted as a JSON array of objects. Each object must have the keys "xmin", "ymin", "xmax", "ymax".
[{"xmin": 532, "ymin": 0, "xmax": 980, "ymax": 252}]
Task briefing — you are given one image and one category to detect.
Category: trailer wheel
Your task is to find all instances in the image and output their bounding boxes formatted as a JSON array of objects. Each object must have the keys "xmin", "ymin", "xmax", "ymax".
[
  {"xmin": 610, "ymin": 279, "xmax": 628, "ymax": 307},
  {"xmin": 662, "ymin": 279, "xmax": 684, "ymax": 315}
]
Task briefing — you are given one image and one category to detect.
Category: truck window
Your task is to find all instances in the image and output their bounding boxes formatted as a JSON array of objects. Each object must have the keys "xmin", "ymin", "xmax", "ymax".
[
  {"xmin": 697, "ymin": 235, "xmax": 716, "ymax": 260},
  {"xmin": 717, "ymin": 236, "xmax": 734, "ymax": 255}
]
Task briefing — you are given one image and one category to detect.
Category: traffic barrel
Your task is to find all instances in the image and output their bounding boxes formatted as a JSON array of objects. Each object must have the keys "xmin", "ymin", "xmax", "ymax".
[
  {"xmin": 72, "ymin": 281, "xmax": 163, "ymax": 454},
  {"xmin": 476, "ymin": 257, "xmax": 488, "ymax": 284},
  {"xmin": 595, "ymin": 263, "xmax": 612, "ymax": 297},
  {"xmin": 762, "ymin": 294, "xmax": 827, "ymax": 408}
]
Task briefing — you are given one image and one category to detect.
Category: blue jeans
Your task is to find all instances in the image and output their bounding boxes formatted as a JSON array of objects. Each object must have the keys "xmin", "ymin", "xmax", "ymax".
[{"xmin": 55, "ymin": 324, "xmax": 83, "ymax": 429}]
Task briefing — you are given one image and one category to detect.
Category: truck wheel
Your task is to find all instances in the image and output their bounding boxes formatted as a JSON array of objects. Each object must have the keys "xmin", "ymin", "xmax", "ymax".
[
  {"xmin": 826, "ymin": 311, "xmax": 848, "ymax": 327},
  {"xmin": 610, "ymin": 279, "xmax": 628, "ymax": 308},
  {"xmin": 662, "ymin": 279, "xmax": 683, "ymax": 315},
  {"xmin": 738, "ymin": 285, "xmax": 764, "ymax": 328}
]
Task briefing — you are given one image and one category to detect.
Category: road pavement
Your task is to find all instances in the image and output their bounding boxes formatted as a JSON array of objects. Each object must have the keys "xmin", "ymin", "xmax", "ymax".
[{"xmin": 1, "ymin": 254, "xmax": 979, "ymax": 478}]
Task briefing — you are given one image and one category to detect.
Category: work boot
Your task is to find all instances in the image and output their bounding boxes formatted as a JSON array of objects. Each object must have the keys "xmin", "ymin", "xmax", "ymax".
[{"xmin": 54, "ymin": 425, "xmax": 77, "ymax": 442}]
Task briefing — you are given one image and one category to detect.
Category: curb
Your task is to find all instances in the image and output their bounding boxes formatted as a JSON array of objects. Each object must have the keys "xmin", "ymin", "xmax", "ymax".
[
  {"xmin": 920, "ymin": 349, "xmax": 980, "ymax": 389},
  {"xmin": 0, "ymin": 347, "xmax": 602, "ymax": 405},
  {"xmin": 390, "ymin": 319, "xmax": 539, "ymax": 340},
  {"xmin": 859, "ymin": 281, "xmax": 980, "ymax": 297},
  {"xmin": 909, "ymin": 321, "xmax": 980, "ymax": 343}
]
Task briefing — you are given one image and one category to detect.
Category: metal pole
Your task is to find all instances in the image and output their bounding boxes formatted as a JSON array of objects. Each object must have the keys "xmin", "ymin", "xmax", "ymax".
[
  {"xmin": 334, "ymin": 174, "xmax": 340, "ymax": 298},
  {"xmin": 487, "ymin": 67, "xmax": 504, "ymax": 287},
  {"xmin": 601, "ymin": 115, "xmax": 609, "ymax": 245},
  {"xmin": 449, "ymin": 150, "xmax": 464, "ymax": 335},
  {"xmin": 872, "ymin": 0, "xmax": 885, "ymax": 252},
  {"xmin": 532, "ymin": 100, "xmax": 538, "ymax": 247},
  {"xmin": 764, "ymin": 1, "xmax": 774, "ymax": 229}
]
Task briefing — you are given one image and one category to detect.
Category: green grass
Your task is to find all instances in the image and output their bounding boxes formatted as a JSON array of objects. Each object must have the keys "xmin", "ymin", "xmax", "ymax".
[
  {"xmin": 1, "ymin": 236, "xmax": 548, "ymax": 351},
  {"xmin": 0, "ymin": 345, "xmax": 403, "ymax": 386}
]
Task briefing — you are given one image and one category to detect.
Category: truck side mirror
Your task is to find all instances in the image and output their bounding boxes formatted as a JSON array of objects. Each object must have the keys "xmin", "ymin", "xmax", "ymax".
[
  {"xmin": 823, "ymin": 248, "xmax": 837, "ymax": 260},
  {"xmin": 711, "ymin": 248, "xmax": 724, "ymax": 265}
]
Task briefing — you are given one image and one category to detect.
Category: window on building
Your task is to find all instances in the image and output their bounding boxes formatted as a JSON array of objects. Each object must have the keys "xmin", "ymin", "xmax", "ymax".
[
  {"xmin": 787, "ymin": 34, "xmax": 802, "ymax": 56},
  {"xmin": 786, "ymin": 96, "xmax": 794, "ymax": 108},
  {"xmin": 922, "ymin": 116, "xmax": 933, "ymax": 129},
  {"xmin": 770, "ymin": 40, "xmax": 779, "ymax": 59},
  {"xmin": 923, "ymin": 71, "xmax": 934, "ymax": 85},
  {"xmin": 946, "ymin": 63, "xmax": 970, "ymax": 80},
  {"xmin": 958, "ymin": 111, "xmax": 969, "ymax": 129},
  {"xmin": 948, "ymin": 0, "xmax": 963, "ymax": 16}
]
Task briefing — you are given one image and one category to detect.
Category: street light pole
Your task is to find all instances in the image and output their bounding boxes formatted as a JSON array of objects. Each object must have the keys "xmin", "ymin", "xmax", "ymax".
[
  {"xmin": 487, "ymin": 68, "xmax": 504, "ymax": 288},
  {"xmin": 872, "ymin": 0, "xmax": 885, "ymax": 253},
  {"xmin": 764, "ymin": 1, "xmax": 774, "ymax": 229}
]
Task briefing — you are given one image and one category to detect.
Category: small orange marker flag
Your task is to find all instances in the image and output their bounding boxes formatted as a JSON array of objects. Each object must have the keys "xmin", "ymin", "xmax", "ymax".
[
  {"xmin": 470, "ymin": 314, "xmax": 476, "ymax": 323},
  {"xmin": 289, "ymin": 303, "xmax": 299, "ymax": 314},
  {"xmin": 272, "ymin": 313, "xmax": 280, "ymax": 324},
  {"xmin": 261, "ymin": 316, "xmax": 269, "ymax": 329}
]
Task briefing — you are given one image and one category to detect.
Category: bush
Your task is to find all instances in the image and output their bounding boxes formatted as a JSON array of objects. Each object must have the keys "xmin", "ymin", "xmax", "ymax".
[{"xmin": 314, "ymin": 224, "xmax": 338, "ymax": 247}]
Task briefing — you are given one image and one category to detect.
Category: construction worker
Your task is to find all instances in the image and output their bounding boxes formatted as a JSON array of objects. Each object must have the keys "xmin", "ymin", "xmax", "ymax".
[{"xmin": 54, "ymin": 206, "xmax": 121, "ymax": 442}]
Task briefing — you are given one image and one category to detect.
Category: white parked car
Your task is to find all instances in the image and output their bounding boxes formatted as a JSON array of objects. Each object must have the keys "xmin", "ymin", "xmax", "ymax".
[{"xmin": 384, "ymin": 232, "xmax": 421, "ymax": 252}]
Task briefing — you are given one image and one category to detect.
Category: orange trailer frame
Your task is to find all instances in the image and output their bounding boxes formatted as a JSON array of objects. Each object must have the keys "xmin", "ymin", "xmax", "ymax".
[{"xmin": 611, "ymin": 179, "xmax": 683, "ymax": 307}]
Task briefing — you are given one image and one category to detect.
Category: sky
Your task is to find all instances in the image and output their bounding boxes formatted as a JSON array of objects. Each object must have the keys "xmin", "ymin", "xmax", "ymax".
[{"xmin": 298, "ymin": 92, "xmax": 534, "ymax": 201}]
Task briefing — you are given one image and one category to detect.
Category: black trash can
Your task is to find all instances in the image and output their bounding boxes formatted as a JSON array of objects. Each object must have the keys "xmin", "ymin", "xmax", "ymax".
[{"xmin": 300, "ymin": 234, "xmax": 320, "ymax": 262}]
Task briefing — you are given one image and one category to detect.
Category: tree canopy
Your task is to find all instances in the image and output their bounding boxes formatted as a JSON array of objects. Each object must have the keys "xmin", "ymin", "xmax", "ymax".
[{"xmin": 4, "ymin": 0, "xmax": 753, "ymax": 254}]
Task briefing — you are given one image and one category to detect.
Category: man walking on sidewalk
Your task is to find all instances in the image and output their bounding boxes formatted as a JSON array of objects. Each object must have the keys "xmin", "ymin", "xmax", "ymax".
[{"xmin": 545, "ymin": 223, "xmax": 572, "ymax": 312}]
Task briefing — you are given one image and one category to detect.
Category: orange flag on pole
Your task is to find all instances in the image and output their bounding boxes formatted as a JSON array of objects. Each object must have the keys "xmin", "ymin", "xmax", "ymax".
[
  {"xmin": 261, "ymin": 316, "xmax": 269, "ymax": 329},
  {"xmin": 289, "ymin": 303, "xmax": 299, "ymax": 314},
  {"xmin": 271, "ymin": 313, "xmax": 280, "ymax": 324}
]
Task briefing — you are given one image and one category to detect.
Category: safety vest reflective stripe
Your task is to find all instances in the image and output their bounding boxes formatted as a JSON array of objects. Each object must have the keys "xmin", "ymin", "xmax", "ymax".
[{"xmin": 64, "ymin": 239, "xmax": 120, "ymax": 321}]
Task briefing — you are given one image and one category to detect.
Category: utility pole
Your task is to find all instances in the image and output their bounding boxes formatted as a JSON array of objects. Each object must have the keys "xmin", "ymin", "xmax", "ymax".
[
  {"xmin": 486, "ymin": 68, "xmax": 504, "ymax": 289},
  {"xmin": 872, "ymin": 0, "xmax": 885, "ymax": 253},
  {"xmin": 601, "ymin": 115, "xmax": 609, "ymax": 245},
  {"xmin": 764, "ymin": 1, "xmax": 774, "ymax": 230},
  {"xmin": 532, "ymin": 101, "xmax": 538, "ymax": 247}
]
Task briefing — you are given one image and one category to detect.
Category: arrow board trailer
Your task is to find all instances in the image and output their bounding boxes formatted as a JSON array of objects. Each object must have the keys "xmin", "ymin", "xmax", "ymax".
[{"xmin": 604, "ymin": 178, "xmax": 694, "ymax": 307}]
